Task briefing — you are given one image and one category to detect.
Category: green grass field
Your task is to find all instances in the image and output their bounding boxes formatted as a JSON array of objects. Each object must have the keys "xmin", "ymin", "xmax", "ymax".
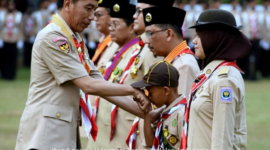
[{"xmin": 0, "ymin": 68, "xmax": 270, "ymax": 149}]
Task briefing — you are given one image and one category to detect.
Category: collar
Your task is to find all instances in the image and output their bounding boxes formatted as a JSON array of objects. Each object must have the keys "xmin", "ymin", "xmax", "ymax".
[
  {"xmin": 202, "ymin": 60, "xmax": 224, "ymax": 77},
  {"xmin": 140, "ymin": 33, "xmax": 147, "ymax": 43},
  {"xmin": 162, "ymin": 94, "xmax": 184, "ymax": 113},
  {"xmin": 99, "ymin": 35, "xmax": 113, "ymax": 47},
  {"xmin": 164, "ymin": 40, "xmax": 188, "ymax": 63},
  {"xmin": 55, "ymin": 13, "xmax": 82, "ymax": 43}
]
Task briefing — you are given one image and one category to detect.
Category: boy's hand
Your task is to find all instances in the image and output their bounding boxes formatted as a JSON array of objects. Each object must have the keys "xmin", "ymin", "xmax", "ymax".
[{"xmin": 133, "ymin": 89, "xmax": 152, "ymax": 113}]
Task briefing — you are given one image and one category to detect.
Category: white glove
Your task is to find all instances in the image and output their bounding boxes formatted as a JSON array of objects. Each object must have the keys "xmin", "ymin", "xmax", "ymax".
[
  {"xmin": 17, "ymin": 40, "xmax": 24, "ymax": 50},
  {"xmin": 88, "ymin": 41, "xmax": 96, "ymax": 49},
  {"xmin": 0, "ymin": 39, "xmax": 3, "ymax": 48}
]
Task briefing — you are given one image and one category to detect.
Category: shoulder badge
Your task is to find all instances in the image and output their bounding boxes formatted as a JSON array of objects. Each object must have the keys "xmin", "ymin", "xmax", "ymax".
[
  {"xmin": 52, "ymin": 37, "xmax": 70, "ymax": 53},
  {"xmin": 218, "ymin": 66, "xmax": 229, "ymax": 77},
  {"xmin": 171, "ymin": 119, "xmax": 177, "ymax": 127},
  {"xmin": 220, "ymin": 86, "xmax": 232, "ymax": 103},
  {"xmin": 168, "ymin": 135, "xmax": 178, "ymax": 146}
]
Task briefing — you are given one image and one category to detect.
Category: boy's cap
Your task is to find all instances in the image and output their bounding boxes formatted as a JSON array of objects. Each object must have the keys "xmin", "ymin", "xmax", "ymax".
[{"xmin": 131, "ymin": 61, "xmax": 179, "ymax": 88}]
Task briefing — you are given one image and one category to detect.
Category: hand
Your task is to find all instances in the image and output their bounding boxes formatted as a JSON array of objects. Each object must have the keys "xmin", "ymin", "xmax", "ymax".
[
  {"xmin": 133, "ymin": 89, "xmax": 152, "ymax": 113},
  {"xmin": 148, "ymin": 105, "xmax": 165, "ymax": 123}
]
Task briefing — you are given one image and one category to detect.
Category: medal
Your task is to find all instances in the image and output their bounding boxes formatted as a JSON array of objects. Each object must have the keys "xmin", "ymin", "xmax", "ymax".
[
  {"xmin": 130, "ymin": 66, "xmax": 138, "ymax": 79},
  {"xmin": 98, "ymin": 67, "xmax": 104, "ymax": 74}
]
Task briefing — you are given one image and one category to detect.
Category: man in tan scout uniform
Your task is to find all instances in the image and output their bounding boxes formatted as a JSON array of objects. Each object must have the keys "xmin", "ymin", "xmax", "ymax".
[
  {"xmin": 87, "ymin": 0, "xmax": 162, "ymax": 149},
  {"xmin": 15, "ymin": 0, "xmax": 149, "ymax": 149},
  {"xmin": 0, "ymin": 0, "xmax": 23, "ymax": 80},
  {"xmin": 130, "ymin": 0, "xmax": 174, "ymax": 149},
  {"xmin": 142, "ymin": 6, "xmax": 200, "ymax": 99}
]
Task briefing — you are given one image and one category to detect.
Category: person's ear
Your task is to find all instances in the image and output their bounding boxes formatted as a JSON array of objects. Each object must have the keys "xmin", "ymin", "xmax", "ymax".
[
  {"xmin": 166, "ymin": 29, "xmax": 173, "ymax": 42},
  {"xmin": 129, "ymin": 23, "xmax": 135, "ymax": 34},
  {"xmin": 64, "ymin": 0, "xmax": 71, "ymax": 12},
  {"xmin": 164, "ymin": 86, "xmax": 170, "ymax": 96}
]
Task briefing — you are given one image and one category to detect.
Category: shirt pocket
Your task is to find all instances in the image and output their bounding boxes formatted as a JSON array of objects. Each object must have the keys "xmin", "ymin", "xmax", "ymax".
[{"xmin": 43, "ymin": 104, "xmax": 73, "ymax": 122}]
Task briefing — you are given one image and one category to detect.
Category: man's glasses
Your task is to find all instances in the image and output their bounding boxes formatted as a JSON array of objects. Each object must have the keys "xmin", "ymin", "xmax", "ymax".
[
  {"xmin": 145, "ymin": 29, "xmax": 168, "ymax": 38},
  {"xmin": 107, "ymin": 22, "xmax": 119, "ymax": 30},
  {"xmin": 94, "ymin": 12, "xmax": 108, "ymax": 19},
  {"xmin": 134, "ymin": 8, "xmax": 143, "ymax": 16}
]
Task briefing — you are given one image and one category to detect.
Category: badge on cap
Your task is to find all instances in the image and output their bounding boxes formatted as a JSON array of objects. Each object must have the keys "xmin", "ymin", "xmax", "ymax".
[
  {"xmin": 145, "ymin": 13, "xmax": 152, "ymax": 22},
  {"xmin": 113, "ymin": 4, "xmax": 120, "ymax": 12},
  {"xmin": 98, "ymin": 0, "xmax": 103, "ymax": 4},
  {"xmin": 220, "ymin": 87, "xmax": 232, "ymax": 103}
]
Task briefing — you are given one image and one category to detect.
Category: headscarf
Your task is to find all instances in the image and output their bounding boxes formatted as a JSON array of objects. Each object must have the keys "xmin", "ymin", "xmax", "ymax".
[{"xmin": 196, "ymin": 26, "xmax": 251, "ymax": 68}]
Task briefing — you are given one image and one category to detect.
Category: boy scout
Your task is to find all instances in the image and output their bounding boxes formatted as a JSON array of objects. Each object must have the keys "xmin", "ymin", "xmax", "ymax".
[
  {"xmin": 142, "ymin": 6, "xmax": 200, "ymax": 100},
  {"xmin": 87, "ymin": 0, "xmax": 162, "ymax": 149},
  {"xmin": 0, "ymin": 0, "xmax": 23, "ymax": 80},
  {"xmin": 132, "ymin": 61, "xmax": 187, "ymax": 149},
  {"xmin": 129, "ymin": 0, "xmax": 174, "ymax": 149},
  {"xmin": 15, "ymin": 0, "xmax": 148, "ymax": 149}
]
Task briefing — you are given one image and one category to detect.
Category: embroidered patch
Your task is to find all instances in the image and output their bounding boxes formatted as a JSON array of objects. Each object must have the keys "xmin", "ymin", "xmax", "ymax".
[
  {"xmin": 171, "ymin": 119, "xmax": 177, "ymax": 127},
  {"xmin": 220, "ymin": 87, "xmax": 232, "ymax": 103},
  {"xmin": 52, "ymin": 37, "xmax": 70, "ymax": 53},
  {"xmin": 168, "ymin": 135, "xmax": 178, "ymax": 146}
]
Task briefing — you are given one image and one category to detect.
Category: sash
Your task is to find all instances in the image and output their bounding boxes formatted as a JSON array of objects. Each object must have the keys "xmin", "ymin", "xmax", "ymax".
[
  {"xmin": 164, "ymin": 41, "xmax": 194, "ymax": 63},
  {"xmin": 104, "ymin": 37, "xmax": 139, "ymax": 80},
  {"xmin": 180, "ymin": 61, "xmax": 243, "ymax": 149},
  {"xmin": 51, "ymin": 14, "xmax": 97, "ymax": 141},
  {"xmin": 126, "ymin": 117, "xmax": 140, "ymax": 150},
  {"xmin": 92, "ymin": 35, "xmax": 112, "ymax": 64},
  {"xmin": 153, "ymin": 98, "xmax": 187, "ymax": 150}
]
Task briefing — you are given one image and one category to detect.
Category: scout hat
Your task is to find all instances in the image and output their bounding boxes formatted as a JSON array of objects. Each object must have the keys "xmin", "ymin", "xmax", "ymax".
[
  {"xmin": 98, "ymin": 0, "xmax": 112, "ymax": 8},
  {"xmin": 188, "ymin": 9, "xmax": 243, "ymax": 30},
  {"xmin": 142, "ymin": 6, "xmax": 186, "ymax": 27},
  {"xmin": 131, "ymin": 61, "xmax": 179, "ymax": 88},
  {"xmin": 138, "ymin": 0, "xmax": 175, "ymax": 7},
  {"xmin": 110, "ymin": 0, "xmax": 136, "ymax": 20}
]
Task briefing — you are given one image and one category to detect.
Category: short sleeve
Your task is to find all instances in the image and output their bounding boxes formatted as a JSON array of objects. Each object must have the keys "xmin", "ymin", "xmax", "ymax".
[{"xmin": 40, "ymin": 31, "xmax": 88, "ymax": 85}]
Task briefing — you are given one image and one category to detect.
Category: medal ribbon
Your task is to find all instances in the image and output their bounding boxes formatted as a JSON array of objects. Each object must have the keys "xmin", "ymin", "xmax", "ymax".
[
  {"xmin": 180, "ymin": 61, "xmax": 244, "ymax": 149},
  {"xmin": 104, "ymin": 37, "xmax": 139, "ymax": 80},
  {"xmin": 92, "ymin": 36, "xmax": 112, "ymax": 64},
  {"xmin": 152, "ymin": 98, "xmax": 187, "ymax": 150}
]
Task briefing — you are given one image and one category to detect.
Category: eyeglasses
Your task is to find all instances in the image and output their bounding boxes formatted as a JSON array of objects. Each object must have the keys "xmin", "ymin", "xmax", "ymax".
[
  {"xmin": 145, "ymin": 29, "xmax": 168, "ymax": 39},
  {"xmin": 107, "ymin": 22, "xmax": 119, "ymax": 30},
  {"xmin": 94, "ymin": 12, "xmax": 108, "ymax": 19},
  {"xmin": 134, "ymin": 8, "xmax": 143, "ymax": 16}
]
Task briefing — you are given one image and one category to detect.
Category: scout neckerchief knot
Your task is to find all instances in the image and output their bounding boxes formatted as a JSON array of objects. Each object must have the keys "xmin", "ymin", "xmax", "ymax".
[
  {"xmin": 108, "ymin": 38, "xmax": 141, "ymax": 141},
  {"xmin": 51, "ymin": 14, "xmax": 97, "ymax": 141},
  {"xmin": 92, "ymin": 35, "xmax": 112, "ymax": 64},
  {"xmin": 164, "ymin": 41, "xmax": 194, "ymax": 63},
  {"xmin": 180, "ymin": 61, "xmax": 244, "ymax": 150},
  {"xmin": 153, "ymin": 98, "xmax": 187, "ymax": 150}
]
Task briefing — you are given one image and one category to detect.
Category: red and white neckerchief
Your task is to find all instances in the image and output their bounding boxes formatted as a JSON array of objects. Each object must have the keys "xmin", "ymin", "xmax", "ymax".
[
  {"xmin": 153, "ymin": 98, "xmax": 187, "ymax": 150},
  {"xmin": 180, "ymin": 61, "xmax": 244, "ymax": 150},
  {"xmin": 25, "ymin": 17, "xmax": 33, "ymax": 35},
  {"xmin": 249, "ymin": 12, "xmax": 258, "ymax": 39},
  {"xmin": 126, "ymin": 117, "xmax": 140, "ymax": 150},
  {"xmin": 73, "ymin": 37, "xmax": 97, "ymax": 141},
  {"xmin": 7, "ymin": 13, "xmax": 14, "ymax": 38},
  {"xmin": 110, "ymin": 45, "xmax": 141, "ymax": 141}
]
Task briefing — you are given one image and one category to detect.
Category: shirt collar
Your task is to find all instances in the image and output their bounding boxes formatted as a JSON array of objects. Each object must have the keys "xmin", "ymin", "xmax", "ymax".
[
  {"xmin": 164, "ymin": 40, "xmax": 188, "ymax": 62},
  {"xmin": 56, "ymin": 13, "xmax": 82, "ymax": 43},
  {"xmin": 202, "ymin": 60, "xmax": 224, "ymax": 77},
  {"xmin": 140, "ymin": 33, "xmax": 147, "ymax": 43},
  {"xmin": 162, "ymin": 94, "xmax": 184, "ymax": 113}
]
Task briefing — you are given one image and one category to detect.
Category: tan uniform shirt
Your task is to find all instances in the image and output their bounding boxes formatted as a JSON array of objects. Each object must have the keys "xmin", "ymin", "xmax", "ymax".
[
  {"xmin": 0, "ymin": 10, "xmax": 23, "ymax": 43},
  {"xmin": 161, "ymin": 95, "xmax": 185, "ymax": 149},
  {"xmin": 22, "ymin": 13, "xmax": 37, "ymax": 43},
  {"xmin": 261, "ymin": 11, "xmax": 270, "ymax": 44},
  {"xmin": 15, "ymin": 14, "xmax": 103, "ymax": 150},
  {"xmin": 87, "ymin": 34, "xmax": 163, "ymax": 149},
  {"xmin": 188, "ymin": 60, "xmax": 247, "ymax": 150},
  {"xmin": 172, "ymin": 53, "xmax": 200, "ymax": 99}
]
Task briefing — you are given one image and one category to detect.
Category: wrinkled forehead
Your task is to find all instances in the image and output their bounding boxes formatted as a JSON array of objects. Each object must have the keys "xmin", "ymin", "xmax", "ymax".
[
  {"xmin": 145, "ymin": 24, "xmax": 160, "ymax": 32},
  {"xmin": 110, "ymin": 17, "xmax": 124, "ymax": 23}
]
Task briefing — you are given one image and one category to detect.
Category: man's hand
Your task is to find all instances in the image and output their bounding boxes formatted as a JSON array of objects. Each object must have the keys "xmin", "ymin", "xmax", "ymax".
[{"xmin": 133, "ymin": 89, "xmax": 152, "ymax": 113}]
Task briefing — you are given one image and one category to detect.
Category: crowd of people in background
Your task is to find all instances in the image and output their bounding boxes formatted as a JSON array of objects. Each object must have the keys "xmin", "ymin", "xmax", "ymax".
[{"xmin": 0, "ymin": 0, "xmax": 269, "ymax": 80}]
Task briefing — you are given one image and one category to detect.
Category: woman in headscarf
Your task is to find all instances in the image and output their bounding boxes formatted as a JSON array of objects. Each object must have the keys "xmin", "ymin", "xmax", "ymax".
[{"xmin": 181, "ymin": 9, "xmax": 251, "ymax": 150}]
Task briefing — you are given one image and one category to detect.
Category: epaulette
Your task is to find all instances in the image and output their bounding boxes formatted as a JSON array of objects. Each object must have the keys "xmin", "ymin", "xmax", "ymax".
[{"xmin": 218, "ymin": 66, "xmax": 229, "ymax": 77}]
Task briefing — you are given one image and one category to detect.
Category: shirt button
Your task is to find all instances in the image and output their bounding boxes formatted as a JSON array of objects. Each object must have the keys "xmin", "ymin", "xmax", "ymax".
[
  {"xmin": 56, "ymin": 113, "xmax": 61, "ymax": 118},
  {"xmin": 137, "ymin": 130, "xmax": 139, "ymax": 135}
]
